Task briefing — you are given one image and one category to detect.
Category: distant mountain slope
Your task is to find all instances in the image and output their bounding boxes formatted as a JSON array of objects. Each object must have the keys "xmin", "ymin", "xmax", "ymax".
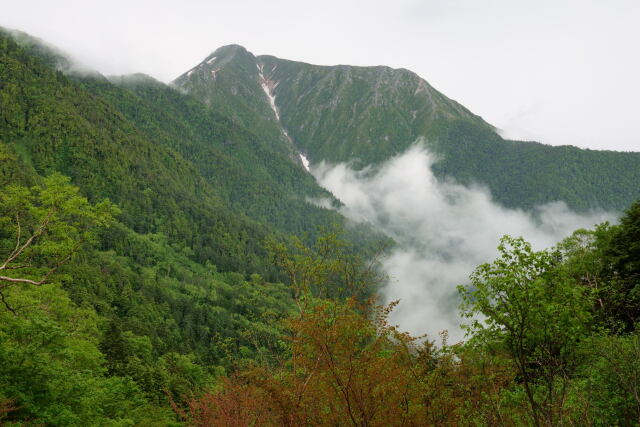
[
  {"xmin": 172, "ymin": 45, "xmax": 296, "ymax": 160},
  {"xmin": 76, "ymin": 73, "xmax": 342, "ymax": 240},
  {"xmin": 256, "ymin": 55, "xmax": 491, "ymax": 164},
  {"xmin": 174, "ymin": 45, "xmax": 640, "ymax": 211},
  {"xmin": 0, "ymin": 30, "xmax": 348, "ymax": 275}
]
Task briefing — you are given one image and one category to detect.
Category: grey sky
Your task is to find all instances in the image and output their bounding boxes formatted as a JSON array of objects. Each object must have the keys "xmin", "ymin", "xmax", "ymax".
[{"xmin": 3, "ymin": 0, "xmax": 639, "ymax": 151}]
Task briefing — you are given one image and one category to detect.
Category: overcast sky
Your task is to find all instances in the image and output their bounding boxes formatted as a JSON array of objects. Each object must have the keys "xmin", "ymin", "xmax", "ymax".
[{"xmin": 3, "ymin": 0, "xmax": 639, "ymax": 151}]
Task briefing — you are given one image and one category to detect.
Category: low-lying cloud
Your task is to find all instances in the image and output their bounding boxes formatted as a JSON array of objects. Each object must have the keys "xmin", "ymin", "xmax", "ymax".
[{"xmin": 312, "ymin": 142, "xmax": 615, "ymax": 343}]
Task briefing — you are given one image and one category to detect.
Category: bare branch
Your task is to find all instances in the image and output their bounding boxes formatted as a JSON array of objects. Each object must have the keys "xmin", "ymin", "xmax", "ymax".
[
  {"xmin": 1, "ymin": 208, "xmax": 56, "ymax": 271},
  {"xmin": 0, "ymin": 238, "xmax": 84, "ymax": 289}
]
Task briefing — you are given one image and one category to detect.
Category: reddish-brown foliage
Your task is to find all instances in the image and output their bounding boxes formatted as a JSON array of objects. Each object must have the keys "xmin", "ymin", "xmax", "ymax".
[{"xmin": 186, "ymin": 298, "xmax": 517, "ymax": 426}]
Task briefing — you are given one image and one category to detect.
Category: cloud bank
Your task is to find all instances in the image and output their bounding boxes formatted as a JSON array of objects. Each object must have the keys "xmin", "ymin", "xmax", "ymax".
[{"xmin": 312, "ymin": 143, "xmax": 615, "ymax": 343}]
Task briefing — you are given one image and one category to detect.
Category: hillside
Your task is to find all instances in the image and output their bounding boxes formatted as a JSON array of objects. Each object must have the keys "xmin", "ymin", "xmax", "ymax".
[
  {"xmin": 0, "ymin": 30, "xmax": 355, "ymax": 274},
  {"xmin": 174, "ymin": 45, "xmax": 640, "ymax": 211},
  {"xmin": 1, "ymin": 27, "xmax": 640, "ymax": 426},
  {"xmin": 0, "ymin": 29, "xmax": 373, "ymax": 423}
]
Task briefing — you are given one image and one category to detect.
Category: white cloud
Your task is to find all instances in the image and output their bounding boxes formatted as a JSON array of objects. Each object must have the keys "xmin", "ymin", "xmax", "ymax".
[{"xmin": 313, "ymin": 141, "xmax": 615, "ymax": 343}]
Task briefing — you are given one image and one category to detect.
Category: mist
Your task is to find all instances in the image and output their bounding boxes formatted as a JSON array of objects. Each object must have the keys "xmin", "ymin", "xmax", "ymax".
[{"xmin": 312, "ymin": 142, "xmax": 615, "ymax": 343}]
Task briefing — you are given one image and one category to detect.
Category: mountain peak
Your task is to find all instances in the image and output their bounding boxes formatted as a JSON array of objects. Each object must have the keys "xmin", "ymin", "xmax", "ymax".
[
  {"xmin": 204, "ymin": 44, "xmax": 253, "ymax": 64},
  {"xmin": 211, "ymin": 44, "xmax": 249, "ymax": 54}
]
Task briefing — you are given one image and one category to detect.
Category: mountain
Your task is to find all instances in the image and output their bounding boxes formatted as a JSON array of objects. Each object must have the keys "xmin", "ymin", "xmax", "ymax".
[
  {"xmin": 174, "ymin": 45, "xmax": 640, "ymax": 211},
  {"xmin": 0, "ymin": 30, "xmax": 360, "ymax": 275},
  {"xmin": 2, "ymin": 28, "xmax": 640, "ymax": 426},
  {"xmin": 0, "ymin": 28, "xmax": 382, "ymax": 421}
]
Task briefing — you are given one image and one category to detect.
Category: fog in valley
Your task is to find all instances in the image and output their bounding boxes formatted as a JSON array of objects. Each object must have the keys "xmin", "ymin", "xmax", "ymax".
[{"xmin": 312, "ymin": 141, "xmax": 616, "ymax": 342}]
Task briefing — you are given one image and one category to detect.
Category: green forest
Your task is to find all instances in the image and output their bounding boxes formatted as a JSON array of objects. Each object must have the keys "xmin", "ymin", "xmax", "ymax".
[
  {"xmin": 1, "ymin": 28, "xmax": 639, "ymax": 426},
  {"xmin": 1, "ymin": 170, "xmax": 639, "ymax": 426}
]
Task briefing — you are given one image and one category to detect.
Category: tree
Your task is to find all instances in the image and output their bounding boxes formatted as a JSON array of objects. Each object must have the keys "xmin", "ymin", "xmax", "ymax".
[
  {"xmin": 265, "ymin": 226, "xmax": 386, "ymax": 313},
  {"xmin": 187, "ymin": 231, "xmax": 421, "ymax": 426},
  {"xmin": 186, "ymin": 297, "xmax": 422, "ymax": 427},
  {"xmin": 0, "ymin": 173, "xmax": 118, "ymax": 312},
  {"xmin": 604, "ymin": 200, "xmax": 640, "ymax": 330},
  {"xmin": 459, "ymin": 235, "xmax": 592, "ymax": 426},
  {"xmin": 574, "ymin": 330, "xmax": 640, "ymax": 425}
]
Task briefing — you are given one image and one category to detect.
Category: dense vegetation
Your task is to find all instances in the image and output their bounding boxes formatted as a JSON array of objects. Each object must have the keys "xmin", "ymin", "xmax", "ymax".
[
  {"xmin": 1, "ymin": 28, "xmax": 639, "ymax": 426},
  {"xmin": 0, "ymin": 29, "xmax": 379, "ymax": 425},
  {"xmin": 5, "ymin": 183, "xmax": 634, "ymax": 425},
  {"xmin": 0, "ymin": 29, "xmax": 358, "ymax": 275},
  {"xmin": 183, "ymin": 202, "xmax": 640, "ymax": 426}
]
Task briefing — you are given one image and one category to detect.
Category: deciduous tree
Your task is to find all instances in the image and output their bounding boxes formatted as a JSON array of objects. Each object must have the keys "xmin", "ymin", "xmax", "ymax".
[{"xmin": 0, "ymin": 173, "xmax": 117, "ymax": 311}]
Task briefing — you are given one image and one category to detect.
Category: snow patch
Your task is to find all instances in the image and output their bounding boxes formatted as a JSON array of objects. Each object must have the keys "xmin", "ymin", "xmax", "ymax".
[
  {"xmin": 206, "ymin": 56, "xmax": 217, "ymax": 64},
  {"xmin": 262, "ymin": 83, "xmax": 279, "ymax": 120},
  {"xmin": 187, "ymin": 69, "xmax": 195, "ymax": 77},
  {"xmin": 299, "ymin": 153, "xmax": 311, "ymax": 172},
  {"xmin": 257, "ymin": 63, "xmax": 280, "ymax": 120}
]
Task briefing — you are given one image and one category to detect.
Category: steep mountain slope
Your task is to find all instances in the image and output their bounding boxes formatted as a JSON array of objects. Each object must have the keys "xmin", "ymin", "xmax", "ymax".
[
  {"xmin": 256, "ymin": 55, "xmax": 492, "ymax": 164},
  {"xmin": 172, "ymin": 45, "xmax": 296, "ymax": 159},
  {"xmin": 2, "ymin": 28, "xmax": 639, "ymax": 426},
  {"xmin": 173, "ymin": 46, "xmax": 640, "ymax": 211},
  {"xmin": 1, "ymin": 29, "xmax": 378, "ymax": 422},
  {"xmin": 0, "ymin": 31, "xmax": 354, "ymax": 275},
  {"xmin": 76, "ymin": 73, "xmax": 342, "ymax": 240},
  {"xmin": 1, "ymin": 31, "xmax": 267, "ymax": 273}
]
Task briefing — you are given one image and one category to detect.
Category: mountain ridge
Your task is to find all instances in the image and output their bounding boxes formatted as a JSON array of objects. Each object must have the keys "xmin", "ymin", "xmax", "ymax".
[{"xmin": 172, "ymin": 44, "xmax": 640, "ymax": 212}]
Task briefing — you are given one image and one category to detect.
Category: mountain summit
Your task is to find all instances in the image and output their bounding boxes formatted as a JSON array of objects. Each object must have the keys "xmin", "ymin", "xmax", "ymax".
[
  {"xmin": 172, "ymin": 44, "xmax": 492, "ymax": 163},
  {"xmin": 173, "ymin": 45, "xmax": 640, "ymax": 211}
]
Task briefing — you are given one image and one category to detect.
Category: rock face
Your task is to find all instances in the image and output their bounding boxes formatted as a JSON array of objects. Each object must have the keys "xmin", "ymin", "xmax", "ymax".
[{"xmin": 173, "ymin": 45, "xmax": 640, "ymax": 211}]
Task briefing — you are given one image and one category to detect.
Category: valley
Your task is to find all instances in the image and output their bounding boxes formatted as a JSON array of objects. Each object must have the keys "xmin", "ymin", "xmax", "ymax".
[{"xmin": 0, "ymin": 27, "xmax": 639, "ymax": 425}]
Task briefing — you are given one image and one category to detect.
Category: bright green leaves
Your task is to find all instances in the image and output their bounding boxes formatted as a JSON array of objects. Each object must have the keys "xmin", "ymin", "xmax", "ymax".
[
  {"xmin": 574, "ymin": 331, "xmax": 640, "ymax": 424},
  {"xmin": 605, "ymin": 200, "xmax": 640, "ymax": 329},
  {"xmin": 459, "ymin": 235, "xmax": 593, "ymax": 426},
  {"xmin": 0, "ymin": 173, "xmax": 118, "ymax": 292},
  {"xmin": 0, "ymin": 283, "xmax": 176, "ymax": 425},
  {"xmin": 460, "ymin": 235, "xmax": 591, "ymax": 342}
]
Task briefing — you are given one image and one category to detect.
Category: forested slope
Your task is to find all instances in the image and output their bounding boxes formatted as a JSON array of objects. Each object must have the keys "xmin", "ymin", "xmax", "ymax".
[
  {"xmin": 1, "ymin": 31, "xmax": 266, "ymax": 273},
  {"xmin": 0, "ymin": 29, "xmax": 357, "ymax": 424},
  {"xmin": 0, "ymin": 29, "xmax": 354, "ymax": 274},
  {"xmin": 77, "ymin": 72, "xmax": 342, "ymax": 239},
  {"xmin": 2, "ymin": 28, "xmax": 640, "ymax": 426}
]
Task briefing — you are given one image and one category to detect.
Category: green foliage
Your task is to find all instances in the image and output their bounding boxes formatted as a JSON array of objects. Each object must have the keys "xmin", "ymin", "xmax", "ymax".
[
  {"xmin": 0, "ymin": 283, "xmax": 177, "ymax": 425},
  {"xmin": 604, "ymin": 200, "xmax": 640, "ymax": 329},
  {"xmin": 558, "ymin": 201, "xmax": 640, "ymax": 332},
  {"xmin": 430, "ymin": 119, "xmax": 640, "ymax": 211},
  {"xmin": 459, "ymin": 236, "xmax": 592, "ymax": 425},
  {"xmin": 0, "ymin": 176, "xmax": 294, "ymax": 424},
  {"xmin": 571, "ymin": 331, "xmax": 640, "ymax": 425},
  {"xmin": 77, "ymin": 72, "xmax": 345, "ymax": 243},
  {"xmin": 0, "ymin": 29, "xmax": 276, "ymax": 275},
  {"xmin": 0, "ymin": 173, "xmax": 117, "ymax": 312},
  {"xmin": 266, "ymin": 226, "xmax": 386, "ymax": 304},
  {"xmin": 2, "ymin": 27, "xmax": 640, "ymax": 426}
]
